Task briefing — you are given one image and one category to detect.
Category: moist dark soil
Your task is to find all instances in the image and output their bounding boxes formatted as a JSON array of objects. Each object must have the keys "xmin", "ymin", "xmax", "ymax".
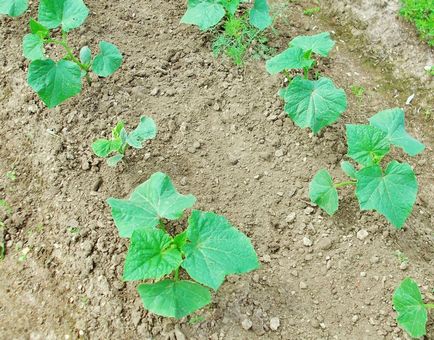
[{"xmin": 0, "ymin": 0, "xmax": 433, "ymax": 339}]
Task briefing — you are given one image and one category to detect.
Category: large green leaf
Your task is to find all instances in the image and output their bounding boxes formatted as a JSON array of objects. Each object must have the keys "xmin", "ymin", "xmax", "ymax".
[
  {"xmin": 0, "ymin": 0, "xmax": 28, "ymax": 17},
  {"xmin": 266, "ymin": 47, "xmax": 314, "ymax": 75},
  {"xmin": 92, "ymin": 41, "xmax": 123, "ymax": 77},
  {"xmin": 393, "ymin": 278, "xmax": 427, "ymax": 338},
  {"xmin": 123, "ymin": 229, "xmax": 182, "ymax": 281},
  {"xmin": 181, "ymin": 0, "xmax": 225, "ymax": 31},
  {"xmin": 281, "ymin": 76, "xmax": 347, "ymax": 134},
  {"xmin": 309, "ymin": 169, "xmax": 338, "ymax": 215},
  {"xmin": 249, "ymin": 0, "xmax": 272, "ymax": 30},
  {"xmin": 38, "ymin": 0, "xmax": 89, "ymax": 32},
  {"xmin": 369, "ymin": 108, "xmax": 425, "ymax": 156},
  {"xmin": 126, "ymin": 116, "xmax": 157, "ymax": 149},
  {"xmin": 290, "ymin": 32, "xmax": 335, "ymax": 57},
  {"xmin": 23, "ymin": 34, "xmax": 45, "ymax": 61},
  {"xmin": 346, "ymin": 125, "xmax": 390, "ymax": 166},
  {"xmin": 107, "ymin": 172, "xmax": 196, "ymax": 238},
  {"xmin": 137, "ymin": 280, "xmax": 211, "ymax": 319},
  {"xmin": 181, "ymin": 210, "xmax": 259, "ymax": 290},
  {"xmin": 27, "ymin": 59, "xmax": 82, "ymax": 108},
  {"xmin": 355, "ymin": 161, "xmax": 418, "ymax": 228}
]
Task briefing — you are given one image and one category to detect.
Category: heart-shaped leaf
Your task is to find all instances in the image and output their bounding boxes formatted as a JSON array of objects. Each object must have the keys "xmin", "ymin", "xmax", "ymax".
[
  {"xmin": 23, "ymin": 34, "xmax": 46, "ymax": 61},
  {"xmin": 92, "ymin": 41, "xmax": 123, "ymax": 77},
  {"xmin": 181, "ymin": 0, "xmax": 225, "ymax": 31},
  {"xmin": 309, "ymin": 169, "xmax": 338, "ymax": 215},
  {"xmin": 38, "ymin": 0, "xmax": 89, "ymax": 32},
  {"xmin": 0, "ymin": 0, "xmax": 28, "ymax": 17},
  {"xmin": 266, "ymin": 47, "xmax": 314, "ymax": 74},
  {"xmin": 126, "ymin": 116, "xmax": 157, "ymax": 149},
  {"xmin": 249, "ymin": 0, "xmax": 272, "ymax": 30},
  {"xmin": 290, "ymin": 32, "xmax": 335, "ymax": 57}
]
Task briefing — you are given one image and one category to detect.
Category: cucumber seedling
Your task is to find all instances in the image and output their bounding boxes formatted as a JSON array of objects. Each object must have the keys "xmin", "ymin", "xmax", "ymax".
[
  {"xmin": 107, "ymin": 172, "xmax": 259, "ymax": 318},
  {"xmin": 92, "ymin": 116, "xmax": 157, "ymax": 167},
  {"xmin": 266, "ymin": 32, "xmax": 347, "ymax": 134},
  {"xmin": 0, "ymin": 0, "xmax": 28, "ymax": 17},
  {"xmin": 23, "ymin": 0, "xmax": 123, "ymax": 108},
  {"xmin": 309, "ymin": 108, "xmax": 425, "ymax": 228},
  {"xmin": 393, "ymin": 278, "xmax": 434, "ymax": 338},
  {"xmin": 181, "ymin": 0, "xmax": 273, "ymax": 66}
]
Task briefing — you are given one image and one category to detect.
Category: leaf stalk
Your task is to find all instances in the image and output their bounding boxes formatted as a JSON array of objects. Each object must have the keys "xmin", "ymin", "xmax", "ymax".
[{"xmin": 334, "ymin": 181, "xmax": 357, "ymax": 188}]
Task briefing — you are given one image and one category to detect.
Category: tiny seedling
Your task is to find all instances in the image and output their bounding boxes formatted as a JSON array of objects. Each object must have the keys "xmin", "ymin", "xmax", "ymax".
[
  {"xmin": 5, "ymin": 171, "xmax": 16, "ymax": 181},
  {"xmin": 0, "ymin": 199, "xmax": 11, "ymax": 260},
  {"xmin": 393, "ymin": 278, "xmax": 434, "ymax": 338},
  {"xmin": 182, "ymin": 0, "xmax": 273, "ymax": 65},
  {"xmin": 107, "ymin": 172, "xmax": 259, "ymax": 318},
  {"xmin": 309, "ymin": 108, "xmax": 425, "ymax": 228},
  {"xmin": 92, "ymin": 116, "xmax": 157, "ymax": 167},
  {"xmin": 266, "ymin": 32, "xmax": 347, "ymax": 134},
  {"xmin": 400, "ymin": 0, "xmax": 434, "ymax": 46},
  {"xmin": 0, "ymin": 0, "xmax": 28, "ymax": 17},
  {"xmin": 394, "ymin": 250, "xmax": 409, "ymax": 264},
  {"xmin": 303, "ymin": 7, "xmax": 321, "ymax": 16},
  {"xmin": 23, "ymin": 0, "xmax": 123, "ymax": 108},
  {"xmin": 350, "ymin": 85, "xmax": 365, "ymax": 99}
]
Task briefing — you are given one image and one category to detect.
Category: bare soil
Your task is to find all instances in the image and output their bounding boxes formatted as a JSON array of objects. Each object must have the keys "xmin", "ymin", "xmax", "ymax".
[{"xmin": 0, "ymin": 1, "xmax": 433, "ymax": 339}]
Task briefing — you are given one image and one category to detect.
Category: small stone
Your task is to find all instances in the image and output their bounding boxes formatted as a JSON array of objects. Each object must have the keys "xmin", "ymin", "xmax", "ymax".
[
  {"xmin": 81, "ymin": 158, "xmax": 90, "ymax": 170},
  {"xmin": 275, "ymin": 149, "xmax": 284, "ymax": 157},
  {"xmin": 269, "ymin": 317, "xmax": 280, "ymax": 331},
  {"xmin": 352, "ymin": 315, "xmax": 359, "ymax": 323},
  {"xmin": 228, "ymin": 154, "xmax": 240, "ymax": 165},
  {"xmin": 150, "ymin": 87, "xmax": 160, "ymax": 96},
  {"xmin": 262, "ymin": 254, "xmax": 271, "ymax": 263},
  {"xmin": 317, "ymin": 238, "xmax": 332, "ymax": 250},
  {"xmin": 311, "ymin": 319, "xmax": 320, "ymax": 329},
  {"xmin": 400, "ymin": 262, "xmax": 409, "ymax": 271},
  {"xmin": 303, "ymin": 237, "xmax": 313, "ymax": 247},
  {"xmin": 285, "ymin": 213, "xmax": 296, "ymax": 224},
  {"xmin": 370, "ymin": 256, "xmax": 379, "ymax": 264},
  {"xmin": 299, "ymin": 281, "xmax": 307, "ymax": 289},
  {"xmin": 213, "ymin": 103, "xmax": 221, "ymax": 111},
  {"xmin": 360, "ymin": 272, "xmax": 367, "ymax": 277},
  {"xmin": 193, "ymin": 141, "xmax": 201, "ymax": 149},
  {"xmin": 241, "ymin": 319, "xmax": 253, "ymax": 330},
  {"xmin": 357, "ymin": 229, "xmax": 369, "ymax": 240}
]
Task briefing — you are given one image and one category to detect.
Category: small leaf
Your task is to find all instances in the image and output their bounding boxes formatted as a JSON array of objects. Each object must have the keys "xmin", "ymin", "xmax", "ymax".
[
  {"xmin": 107, "ymin": 154, "xmax": 123, "ymax": 167},
  {"xmin": 0, "ymin": 0, "xmax": 28, "ymax": 17},
  {"xmin": 393, "ymin": 278, "xmax": 427, "ymax": 338},
  {"xmin": 355, "ymin": 161, "xmax": 418, "ymax": 228},
  {"xmin": 221, "ymin": 0, "xmax": 240, "ymax": 15},
  {"xmin": 181, "ymin": 0, "xmax": 225, "ymax": 31},
  {"xmin": 123, "ymin": 229, "xmax": 182, "ymax": 281},
  {"xmin": 92, "ymin": 41, "xmax": 123, "ymax": 77},
  {"xmin": 341, "ymin": 161, "xmax": 357, "ymax": 179},
  {"xmin": 346, "ymin": 125, "xmax": 390, "ymax": 166},
  {"xmin": 126, "ymin": 116, "xmax": 157, "ymax": 149},
  {"xmin": 137, "ymin": 280, "xmax": 211, "ymax": 319},
  {"xmin": 309, "ymin": 169, "xmax": 338, "ymax": 215},
  {"xmin": 249, "ymin": 0, "xmax": 272, "ymax": 30},
  {"xmin": 266, "ymin": 47, "xmax": 314, "ymax": 74},
  {"xmin": 38, "ymin": 0, "xmax": 89, "ymax": 32},
  {"xmin": 281, "ymin": 76, "xmax": 347, "ymax": 134},
  {"xmin": 107, "ymin": 172, "xmax": 196, "ymax": 238},
  {"xmin": 23, "ymin": 34, "xmax": 46, "ymax": 61},
  {"xmin": 181, "ymin": 210, "xmax": 259, "ymax": 290},
  {"xmin": 79, "ymin": 46, "xmax": 91, "ymax": 65},
  {"xmin": 27, "ymin": 59, "xmax": 82, "ymax": 108},
  {"xmin": 91, "ymin": 139, "xmax": 122, "ymax": 157},
  {"xmin": 290, "ymin": 32, "xmax": 335, "ymax": 57},
  {"xmin": 173, "ymin": 231, "xmax": 188, "ymax": 249},
  {"xmin": 112, "ymin": 121, "xmax": 125, "ymax": 138},
  {"xmin": 369, "ymin": 108, "xmax": 425, "ymax": 156},
  {"xmin": 29, "ymin": 19, "xmax": 49, "ymax": 38}
]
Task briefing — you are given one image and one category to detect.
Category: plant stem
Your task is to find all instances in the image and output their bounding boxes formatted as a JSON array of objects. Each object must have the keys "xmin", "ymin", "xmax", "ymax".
[
  {"xmin": 425, "ymin": 304, "xmax": 434, "ymax": 309},
  {"xmin": 174, "ymin": 268, "xmax": 179, "ymax": 281},
  {"xmin": 334, "ymin": 181, "xmax": 357, "ymax": 188},
  {"xmin": 303, "ymin": 67, "xmax": 309, "ymax": 79}
]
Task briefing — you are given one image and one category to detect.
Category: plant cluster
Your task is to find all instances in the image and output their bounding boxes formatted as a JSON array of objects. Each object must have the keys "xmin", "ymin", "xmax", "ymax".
[
  {"xmin": 107, "ymin": 172, "xmax": 259, "ymax": 318},
  {"xmin": 92, "ymin": 116, "xmax": 157, "ymax": 167},
  {"xmin": 181, "ymin": 0, "xmax": 273, "ymax": 65},
  {"xmin": 309, "ymin": 108, "xmax": 425, "ymax": 228},
  {"xmin": 266, "ymin": 32, "xmax": 347, "ymax": 134},
  {"xmin": 400, "ymin": 0, "xmax": 434, "ymax": 46}
]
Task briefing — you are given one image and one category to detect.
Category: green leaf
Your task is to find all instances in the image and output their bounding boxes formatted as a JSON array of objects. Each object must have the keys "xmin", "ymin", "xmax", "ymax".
[
  {"xmin": 29, "ymin": 19, "xmax": 49, "ymax": 38},
  {"xmin": 346, "ymin": 125, "xmax": 390, "ymax": 166},
  {"xmin": 0, "ymin": 0, "xmax": 28, "ymax": 17},
  {"xmin": 369, "ymin": 108, "xmax": 425, "ymax": 156},
  {"xmin": 266, "ymin": 47, "xmax": 314, "ymax": 74},
  {"xmin": 290, "ymin": 32, "xmax": 335, "ymax": 57},
  {"xmin": 112, "ymin": 121, "xmax": 125, "ymax": 139},
  {"xmin": 341, "ymin": 161, "xmax": 357, "ymax": 179},
  {"xmin": 123, "ymin": 229, "xmax": 182, "ymax": 281},
  {"xmin": 249, "ymin": 0, "xmax": 272, "ymax": 30},
  {"xmin": 393, "ymin": 278, "xmax": 427, "ymax": 338},
  {"xmin": 173, "ymin": 231, "xmax": 188, "ymax": 249},
  {"xmin": 91, "ymin": 139, "xmax": 122, "ymax": 157},
  {"xmin": 126, "ymin": 116, "xmax": 157, "ymax": 149},
  {"xmin": 92, "ymin": 41, "xmax": 123, "ymax": 77},
  {"xmin": 79, "ymin": 46, "xmax": 91, "ymax": 65},
  {"xmin": 107, "ymin": 172, "xmax": 196, "ymax": 238},
  {"xmin": 181, "ymin": 0, "xmax": 225, "ymax": 31},
  {"xmin": 181, "ymin": 210, "xmax": 259, "ymax": 290},
  {"xmin": 107, "ymin": 154, "xmax": 123, "ymax": 167},
  {"xmin": 27, "ymin": 59, "xmax": 82, "ymax": 108},
  {"xmin": 221, "ymin": 0, "xmax": 240, "ymax": 15},
  {"xmin": 309, "ymin": 169, "xmax": 338, "ymax": 215},
  {"xmin": 38, "ymin": 0, "xmax": 89, "ymax": 32},
  {"xmin": 137, "ymin": 280, "xmax": 211, "ymax": 319},
  {"xmin": 281, "ymin": 76, "xmax": 347, "ymax": 134},
  {"xmin": 23, "ymin": 34, "xmax": 46, "ymax": 61},
  {"xmin": 355, "ymin": 161, "xmax": 418, "ymax": 228}
]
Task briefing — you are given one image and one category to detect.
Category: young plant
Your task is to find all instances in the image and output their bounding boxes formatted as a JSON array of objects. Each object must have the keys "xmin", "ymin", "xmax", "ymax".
[
  {"xmin": 181, "ymin": 0, "xmax": 273, "ymax": 65},
  {"xmin": 400, "ymin": 0, "xmax": 434, "ymax": 46},
  {"xmin": 0, "ymin": 0, "xmax": 28, "ymax": 17},
  {"xmin": 107, "ymin": 172, "xmax": 259, "ymax": 318},
  {"xmin": 23, "ymin": 0, "xmax": 123, "ymax": 108},
  {"xmin": 393, "ymin": 278, "xmax": 434, "ymax": 338},
  {"xmin": 309, "ymin": 108, "xmax": 425, "ymax": 228},
  {"xmin": 266, "ymin": 32, "xmax": 347, "ymax": 134},
  {"xmin": 92, "ymin": 116, "xmax": 157, "ymax": 167}
]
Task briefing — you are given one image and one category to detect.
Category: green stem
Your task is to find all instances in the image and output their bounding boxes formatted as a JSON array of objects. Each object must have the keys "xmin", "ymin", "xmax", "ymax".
[
  {"xmin": 174, "ymin": 268, "xmax": 179, "ymax": 281},
  {"xmin": 303, "ymin": 67, "xmax": 309, "ymax": 79},
  {"xmin": 425, "ymin": 304, "xmax": 434, "ymax": 309},
  {"xmin": 334, "ymin": 181, "xmax": 357, "ymax": 188}
]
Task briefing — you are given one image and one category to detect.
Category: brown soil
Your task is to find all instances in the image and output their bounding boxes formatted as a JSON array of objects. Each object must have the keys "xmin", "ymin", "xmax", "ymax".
[{"xmin": 0, "ymin": 0, "xmax": 433, "ymax": 339}]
